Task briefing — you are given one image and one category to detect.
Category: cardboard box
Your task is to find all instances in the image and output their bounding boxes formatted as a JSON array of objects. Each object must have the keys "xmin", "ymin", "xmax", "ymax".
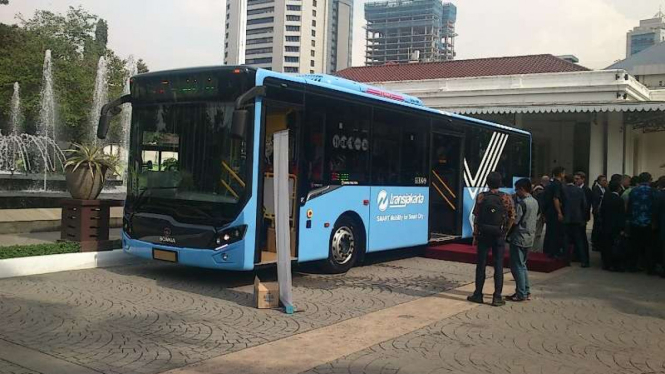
[
  {"xmin": 254, "ymin": 276, "xmax": 280, "ymax": 309},
  {"xmin": 267, "ymin": 227, "xmax": 296, "ymax": 257}
]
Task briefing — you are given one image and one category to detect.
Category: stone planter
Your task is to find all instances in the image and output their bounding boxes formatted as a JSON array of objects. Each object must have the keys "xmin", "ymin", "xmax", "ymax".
[{"xmin": 65, "ymin": 165, "xmax": 107, "ymax": 200}]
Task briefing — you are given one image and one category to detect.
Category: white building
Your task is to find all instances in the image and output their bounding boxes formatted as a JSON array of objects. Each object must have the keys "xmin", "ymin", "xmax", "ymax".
[
  {"xmin": 337, "ymin": 54, "xmax": 665, "ymax": 180},
  {"xmin": 626, "ymin": 10, "xmax": 665, "ymax": 57},
  {"xmin": 224, "ymin": 0, "xmax": 353, "ymax": 74}
]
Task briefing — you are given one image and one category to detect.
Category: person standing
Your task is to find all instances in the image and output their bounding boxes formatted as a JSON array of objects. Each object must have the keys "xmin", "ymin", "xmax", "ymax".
[
  {"xmin": 564, "ymin": 174, "xmax": 589, "ymax": 267},
  {"xmin": 467, "ymin": 172, "xmax": 515, "ymax": 307},
  {"xmin": 591, "ymin": 175, "xmax": 607, "ymax": 252},
  {"xmin": 575, "ymin": 172, "xmax": 593, "ymax": 255},
  {"xmin": 653, "ymin": 177, "xmax": 665, "ymax": 278},
  {"xmin": 621, "ymin": 175, "xmax": 631, "ymax": 195},
  {"xmin": 506, "ymin": 178, "xmax": 539, "ymax": 302},
  {"xmin": 627, "ymin": 172, "xmax": 656, "ymax": 273},
  {"xmin": 543, "ymin": 167, "xmax": 566, "ymax": 259},
  {"xmin": 611, "ymin": 174, "xmax": 624, "ymax": 195},
  {"xmin": 600, "ymin": 180, "xmax": 627, "ymax": 271},
  {"xmin": 622, "ymin": 176, "xmax": 638, "ymax": 207},
  {"xmin": 532, "ymin": 175, "xmax": 549, "ymax": 251}
]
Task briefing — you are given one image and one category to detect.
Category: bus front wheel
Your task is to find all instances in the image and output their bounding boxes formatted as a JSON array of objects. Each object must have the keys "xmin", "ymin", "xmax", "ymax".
[{"xmin": 322, "ymin": 216, "xmax": 362, "ymax": 273}]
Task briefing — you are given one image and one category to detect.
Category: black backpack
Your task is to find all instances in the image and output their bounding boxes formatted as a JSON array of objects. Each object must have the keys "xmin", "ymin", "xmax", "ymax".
[{"xmin": 477, "ymin": 192, "xmax": 506, "ymax": 238}]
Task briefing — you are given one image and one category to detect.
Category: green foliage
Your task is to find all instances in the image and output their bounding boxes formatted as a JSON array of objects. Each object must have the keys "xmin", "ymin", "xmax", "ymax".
[
  {"xmin": 137, "ymin": 59, "xmax": 149, "ymax": 74},
  {"xmin": 0, "ymin": 242, "xmax": 80, "ymax": 260},
  {"xmin": 0, "ymin": 6, "xmax": 147, "ymax": 142},
  {"xmin": 0, "ymin": 0, "xmax": 8, "ymax": 5},
  {"xmin": 65, "ymin": 142, "xmax": 119, "ymax": 182}
]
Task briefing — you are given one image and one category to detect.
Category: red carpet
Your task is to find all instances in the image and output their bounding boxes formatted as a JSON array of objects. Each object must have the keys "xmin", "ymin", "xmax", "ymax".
[{"xmin": 425, "ymin": 243, "xmax": 568, "ymax": 273}]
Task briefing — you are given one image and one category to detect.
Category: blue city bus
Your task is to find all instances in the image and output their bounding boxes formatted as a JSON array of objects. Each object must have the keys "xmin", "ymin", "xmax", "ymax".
[{"xmin": 98, "ymin": 66, "xmax": 531, "ymax": 273}]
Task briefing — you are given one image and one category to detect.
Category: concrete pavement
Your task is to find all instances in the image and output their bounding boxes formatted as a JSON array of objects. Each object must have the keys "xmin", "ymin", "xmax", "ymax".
[{"xmin": 0, "ymin": 252, "xmax": 664, "ymax": 374}]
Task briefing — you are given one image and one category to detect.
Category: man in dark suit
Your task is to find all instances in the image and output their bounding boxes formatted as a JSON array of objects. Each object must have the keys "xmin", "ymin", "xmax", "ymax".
[
  {"xmin": 591, "ymin": 175, "xmax": 607, "ymax": 252},
  {"xmin": 575, "ymin": 172, "xmax": 593, "ymax": 256},
  {"xmin": 600, "ymin": 180, "xmax": 626, "ymax": 271},
  {"xmin": 564, "ymin": 174, "xmax": 589, "ymax": 267},
  {"xmin": 543, "ymin": 167, "xmax": 566, "ymax": 258}
]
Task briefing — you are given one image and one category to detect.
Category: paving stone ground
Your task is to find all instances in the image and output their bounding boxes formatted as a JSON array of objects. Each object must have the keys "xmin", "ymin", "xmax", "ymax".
[
  {"xmin": 0, "ymin": 252, "xmax": 476, "ymax": 374},
  {"xmin": 302, "ymin": 263, "xmax": 665, "ymax": 374},
  {"xmin": 0, "ymin": 359, "xmax": 38, "ymax": 374}
]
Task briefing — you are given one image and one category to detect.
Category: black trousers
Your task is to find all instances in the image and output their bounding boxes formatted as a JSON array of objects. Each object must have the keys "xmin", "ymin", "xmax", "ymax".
[
  {"xmin": 629, "ymin": 225, "xmax": 652, "ymax": 271},
  {"xmin": 601, "ymin": 231, "xmax": 623, "ymax": 270},
  {"xmin": 591, "ymin": 214, "xmax": 602, "ymax": 251},
  {"xmin": 544, "ymin": 215, "xmax": 565, "ymax": 257},
  {"xmin": 474, "ymin": 236, "xmax": 505, "ymax": 298},
  {"xmin": 566, "ymin": 223, "xmax": 589, "ymax": 266}
]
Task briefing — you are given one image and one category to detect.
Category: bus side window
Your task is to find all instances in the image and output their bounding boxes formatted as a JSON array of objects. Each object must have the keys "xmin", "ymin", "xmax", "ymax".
[
  {"xmin": 305, "ymin": 93, "xmax": 370, "ymax": 187},
  {"xmin": 371, "ymin": 108, "xmax": 428, "ymax": 186}
]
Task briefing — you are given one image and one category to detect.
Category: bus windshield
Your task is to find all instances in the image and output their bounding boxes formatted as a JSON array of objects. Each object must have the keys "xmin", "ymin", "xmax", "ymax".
[{"xmin": 126, "ymin": 102, "xmax": 249, "ymax": 226}]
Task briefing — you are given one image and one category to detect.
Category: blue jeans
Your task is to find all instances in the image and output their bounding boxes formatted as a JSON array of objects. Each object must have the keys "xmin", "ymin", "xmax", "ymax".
[
  {"xmin": 509, "ymin": 244, "xmax": 530, "ymax": 298},
  {"xmin": 474, "ymin": 236, "xmax": 505, "ymax": 298}
]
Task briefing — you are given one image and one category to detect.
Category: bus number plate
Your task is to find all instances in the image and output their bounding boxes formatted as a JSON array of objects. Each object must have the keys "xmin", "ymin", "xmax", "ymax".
[{"xmin": 153, "ymin": 249, "xmax": 178, "ymax": 263}]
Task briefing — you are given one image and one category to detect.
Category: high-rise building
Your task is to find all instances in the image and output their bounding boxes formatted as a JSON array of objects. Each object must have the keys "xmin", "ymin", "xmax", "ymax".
[
  {"xmin": 626, "ymin": 9, "xmax": 665, "ymax": 57},
  {"xmin": 224, "ymin": 0, "xmax": 353, "ymax": 74},
  {"xmin": 326, "ymin": 0, "xmax": 354, "ymax": 72},
  {"xmin": 364, "ymin": 0, "xmax": 456, "ymax": 66}
]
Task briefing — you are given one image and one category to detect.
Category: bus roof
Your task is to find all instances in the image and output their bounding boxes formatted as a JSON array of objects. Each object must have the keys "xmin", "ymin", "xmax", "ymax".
[
  {"xmin": 131, "ymin": 65, "xmax": 530, "ymax": 137},
  {"xmin": 258, "ymin": 69, "xmax": 530, "ymax": 137}
]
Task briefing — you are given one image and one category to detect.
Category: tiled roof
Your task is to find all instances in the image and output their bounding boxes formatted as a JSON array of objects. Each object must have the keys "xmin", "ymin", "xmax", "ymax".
[{"xmin": 335, "ymin": 54, "xmax": 590, "ymax": 83}]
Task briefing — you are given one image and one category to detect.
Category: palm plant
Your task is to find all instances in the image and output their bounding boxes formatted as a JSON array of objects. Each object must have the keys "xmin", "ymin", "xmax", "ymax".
[{"xmin": 64, "ymin": 143, "xmax": 119, "ymax": 182}]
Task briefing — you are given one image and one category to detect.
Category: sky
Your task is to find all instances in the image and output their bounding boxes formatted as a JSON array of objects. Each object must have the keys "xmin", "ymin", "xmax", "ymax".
[{"xmin": 1, "ymin": 0, "xmax": 663, "ymax": 71}]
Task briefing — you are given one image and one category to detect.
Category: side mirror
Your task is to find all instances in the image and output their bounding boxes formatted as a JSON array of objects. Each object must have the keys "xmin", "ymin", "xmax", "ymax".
[
  {"xmin": 231, "ymin": 109, "xmax": 248, "ymax": 139},
  {"xmin": 97, "ymin": 94, "xmax": 131, "ymax": 140}
]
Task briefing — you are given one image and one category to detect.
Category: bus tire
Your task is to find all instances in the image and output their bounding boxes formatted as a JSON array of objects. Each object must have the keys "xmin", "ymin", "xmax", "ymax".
[{"xmin": 322, "ymin": 215, "xmax": 362, "ymax": 273}]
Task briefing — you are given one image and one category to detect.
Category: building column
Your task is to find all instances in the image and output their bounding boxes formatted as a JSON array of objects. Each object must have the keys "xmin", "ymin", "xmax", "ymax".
[
  {"xmin": 514, "ymin": 113, "xmax": 524, "ymax": 129},
  {"xmin": 588, "ymin": 113, "xmax": 604, "ymax": 182},
  {"xmin": 606, "ymin": 111, "xmax": 625, "ymax": 176}
]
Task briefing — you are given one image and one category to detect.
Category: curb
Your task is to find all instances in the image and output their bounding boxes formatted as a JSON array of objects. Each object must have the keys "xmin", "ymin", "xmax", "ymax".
[{"xmin": 0, "ymin": 249, "xmax": 136, "ymax": 279}]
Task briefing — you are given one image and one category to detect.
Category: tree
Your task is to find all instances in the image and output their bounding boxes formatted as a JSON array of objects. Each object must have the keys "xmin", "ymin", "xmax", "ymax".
[
  {"xmin": 94, "ymin": 19, "xmax": 108, "ymax": 51},
  {"xmin": 137, "ymin": 59, "xmax": 149, "ymax": 74},
  {"xmin": 0, "ymin": 6, "xmax": 147, "ymax": 142},
  {"xmin": 0, "ymin": 1, "xmax": 8, "ymax": 5}
]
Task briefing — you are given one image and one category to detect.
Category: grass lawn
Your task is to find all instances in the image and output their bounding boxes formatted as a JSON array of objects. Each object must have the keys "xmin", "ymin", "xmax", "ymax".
[{"xmin": 0, "ymin": 242, "xmax": 81, "ymax": 260}]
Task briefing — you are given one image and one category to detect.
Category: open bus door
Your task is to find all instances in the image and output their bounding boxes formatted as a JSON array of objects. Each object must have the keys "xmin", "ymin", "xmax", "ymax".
[{"xmin": 429, "ymin": 132, "xmax": 464, "ymax": 242}]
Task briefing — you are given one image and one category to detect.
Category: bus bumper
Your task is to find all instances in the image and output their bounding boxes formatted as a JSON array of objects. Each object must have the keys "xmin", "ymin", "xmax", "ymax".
[{"xmin": 121, "ymin": 232, "xmax": 253, "ymax": 271}]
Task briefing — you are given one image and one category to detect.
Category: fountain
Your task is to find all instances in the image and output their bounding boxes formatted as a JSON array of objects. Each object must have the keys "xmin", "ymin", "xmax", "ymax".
[
  {"xmin": 10, "ymin": 82, "xmax": 22, "ymax": 134},
  {"xmin": 1, "ymin": 50, "xmax": 65, "ymax": 191},
  {"xmin": 89, "ymin": 56, "xmax": 108, "ymax": 144},
  {"xmin": 0, "ymin": 50, "xmax": 123, "ymax": 207},
  {"xmin": 119, "ymin": 56, "xmax": 137, "ymax": 187},
  {"xmin": 38, "ymin": 50, "xmax": 56, "ymax": 141}
]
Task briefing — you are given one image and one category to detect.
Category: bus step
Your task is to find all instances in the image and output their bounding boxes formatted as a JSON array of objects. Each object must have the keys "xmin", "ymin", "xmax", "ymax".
[{"xmin": 428, "ymin": 234, "xmax": 460, "ymax": 244}]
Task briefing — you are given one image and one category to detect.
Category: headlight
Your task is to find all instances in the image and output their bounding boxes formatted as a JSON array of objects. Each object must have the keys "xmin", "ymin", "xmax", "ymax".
[{"xmin": 214, "ymin": 225, "xmax": 247, "ymax": 249}]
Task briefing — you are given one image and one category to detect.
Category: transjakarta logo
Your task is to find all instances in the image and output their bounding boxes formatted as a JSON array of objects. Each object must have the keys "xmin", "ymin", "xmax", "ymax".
[{"xmin": 377, "ymin": 190, "xmax": 425, "ymax": 212}]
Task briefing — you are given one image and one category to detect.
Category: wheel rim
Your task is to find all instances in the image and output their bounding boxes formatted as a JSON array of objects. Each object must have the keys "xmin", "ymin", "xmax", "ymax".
[{"xmin": 331, "ymin": 225, "xmax": 355, "ymax": 265}]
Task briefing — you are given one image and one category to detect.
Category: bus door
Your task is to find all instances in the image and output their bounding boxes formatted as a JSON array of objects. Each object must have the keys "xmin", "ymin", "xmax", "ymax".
[
  {"xmin": 258, "ymin": 98, "xmax": 303, "ymax": 264},
  {"xmin": 429, "ymin": 132, "xmax": 464, "ymax": 241}
]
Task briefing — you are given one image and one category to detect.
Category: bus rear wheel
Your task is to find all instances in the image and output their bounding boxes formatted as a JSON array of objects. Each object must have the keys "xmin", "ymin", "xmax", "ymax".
[{"xmin": 322, "ymin": 216, "xmax": 362, "ymax": 273}]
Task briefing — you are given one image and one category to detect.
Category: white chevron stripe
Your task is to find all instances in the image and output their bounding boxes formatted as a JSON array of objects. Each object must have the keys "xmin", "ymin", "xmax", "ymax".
[
  {"xmin": 473, "ymin": 133, "xmax": 502, "ymax": 195},
  {"xmin": 471, "ymin": 132, "xmax": 499, "ymax": 187},
  {"xmin": 462, "ymin": 132, "xmax": 510, "ymax": 201},
  {"xmin": 478, "ymin": 133, "xmax": 508, "ymax": 190},
  {"xmin": 486, "ymin": 134, "xmax": 509, "ymax": 185}
]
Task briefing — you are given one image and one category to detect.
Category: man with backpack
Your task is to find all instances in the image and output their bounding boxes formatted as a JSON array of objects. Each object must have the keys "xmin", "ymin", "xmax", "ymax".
[
  {"xmin": 467, "ymin": 172, "xmax": 516, "ymax": 307},
  {"xmin": 506, "ymin": 178, "xmax": 539, "ymax": 302}
]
